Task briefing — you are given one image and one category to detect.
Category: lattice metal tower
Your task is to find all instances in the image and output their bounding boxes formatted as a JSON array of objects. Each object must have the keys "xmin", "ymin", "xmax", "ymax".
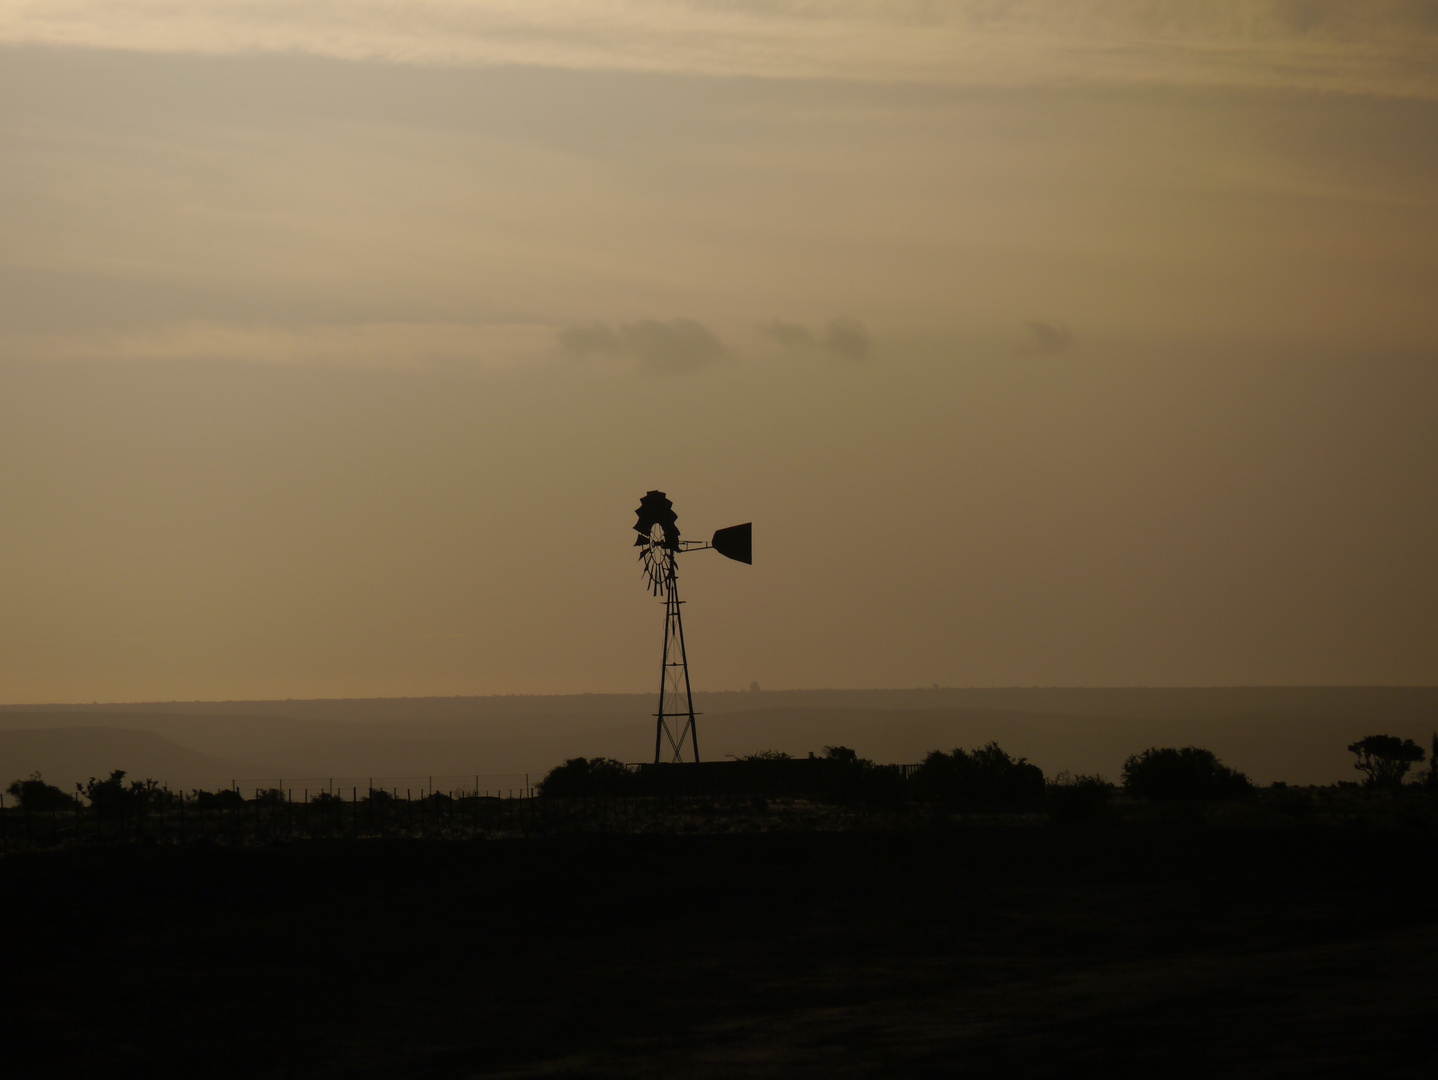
[{"xmin": 633, "ymin": 491, "xmax": 751, "ymax": 764}]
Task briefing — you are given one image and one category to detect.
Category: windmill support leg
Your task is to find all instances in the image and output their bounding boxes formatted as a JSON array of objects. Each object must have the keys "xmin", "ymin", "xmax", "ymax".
[
  {"xmin": 674, "ymin": 587, "xmax": 699, "ymax": 764},
  {"xmin": 654, "ymin": 563, "xmax": 701, "ymax": 764}
]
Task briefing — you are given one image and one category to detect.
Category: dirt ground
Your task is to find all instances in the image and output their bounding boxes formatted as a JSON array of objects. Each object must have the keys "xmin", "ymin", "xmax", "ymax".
[{"xmin": 3, "ymin": 821, "xmax": 1436, "ymax": 1077}]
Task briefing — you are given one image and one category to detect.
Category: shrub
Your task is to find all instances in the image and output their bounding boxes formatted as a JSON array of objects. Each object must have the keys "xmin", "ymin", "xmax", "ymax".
[
  {"xmin": 83, "ymin": 771, "xmax": 169, "ymax": 811},
  {"xmin": 1347, "ymin": 735, "xmax": 1425, "ymax": 789},
  {"xmin": 192, "ymin": 788, "xmax": 247, "ymax": 808},
  {"xmin": 5, "ymin": 772, "xmax": 81, "ymax": 811},
  {"xmin": 911, "ymin": 743, "xmax": 1045, "ymax": 811},
  {"xmin": 1046, "ymin": 772, "xmax": 1113, "ymax": 820},
  {"xmin": 1121, "ymin": 747, "xmax": 1251, "ymax": 801},
  {"xmin": 538, "ymin": 757, "xmax": 635, "ymax": 797},
  {"xmin": 813, "ymin": 746, "xmax": 905, "ymax": 805}
]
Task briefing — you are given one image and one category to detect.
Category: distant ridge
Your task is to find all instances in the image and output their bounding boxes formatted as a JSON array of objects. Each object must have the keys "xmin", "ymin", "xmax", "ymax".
[
  {"xmin": 1, "ymin": 689, "xmax": 1435, "ymax": 790},
  {"xmin": 0, "ymin": 727, "xmax": 253, "ymax": 793},
  {"xmin": 3, "ymin": 686, "xmax": 1437, "ymax": 722}
]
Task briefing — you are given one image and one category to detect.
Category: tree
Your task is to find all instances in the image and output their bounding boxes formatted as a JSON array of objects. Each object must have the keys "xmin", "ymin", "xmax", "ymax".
[
  {"xmin": 1346, "ymin": 735, "xmax": 1425, "ymax": 789},
  {"xmin": 1122, "ymin": 747, "xmax": 1251, "ymax": 801},
  {"xmin": 6, "ymin": 772, "xmax": 81, "ymax": 811}
]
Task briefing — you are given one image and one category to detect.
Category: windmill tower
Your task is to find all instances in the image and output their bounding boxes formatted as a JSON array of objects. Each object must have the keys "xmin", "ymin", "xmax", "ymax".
[{"xmin": 633, "ymin": 491, "xmax": 751, "ymax": 764}]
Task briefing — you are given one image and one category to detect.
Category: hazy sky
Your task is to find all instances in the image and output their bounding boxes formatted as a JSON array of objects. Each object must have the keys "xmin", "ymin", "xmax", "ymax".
[{"xmin": 2, "ymin": 3, "xmax": 1436, "ymax": 701}]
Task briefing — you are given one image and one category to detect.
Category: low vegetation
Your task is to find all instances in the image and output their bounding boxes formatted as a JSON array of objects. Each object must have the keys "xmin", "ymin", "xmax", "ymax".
[
  {"xmin": 1347, "ymin": 734, "xmax": 1426, "ymax": 788},
  {"xmin": 4, "ymin": 732, "xmax": 1436, "ymax": 848},
  {"xmin": 911, "ymin": 743, "xmax": 1045, "ymax": 811},
  {"xmin": 6, "ymin": 772, "xmax": 81, "ymax": 811},
  {"xmin": 1121, "ymin": 746, "xmax": 1253, "ymax": 801}
]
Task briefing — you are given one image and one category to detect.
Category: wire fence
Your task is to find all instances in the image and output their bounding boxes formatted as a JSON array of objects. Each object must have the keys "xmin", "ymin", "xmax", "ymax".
[
  {"xmin": 223, "ymin": 775, "xmax": 537, "ymax": 799},
  {"xmin": 0, "ymin": 787, "xmax": 567, "ymax": 849},
  {"xmin": 0, "ymin": 762, "xmax": 936, "ymax": 851},
  {"xmin": 0, "ymin": 787, "xmax": 847, "ymax": 851}
]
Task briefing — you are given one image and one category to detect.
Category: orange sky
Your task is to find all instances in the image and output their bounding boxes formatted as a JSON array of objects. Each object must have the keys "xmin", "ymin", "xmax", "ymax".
[{"xmin": 1, "ymin": 5, "xmax": 1436, "ymax": 700}]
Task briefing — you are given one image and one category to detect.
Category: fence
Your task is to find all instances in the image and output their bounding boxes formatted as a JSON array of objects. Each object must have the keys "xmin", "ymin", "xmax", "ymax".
[
  {"xmin": 0, "ymin": 784, "xmax": 553, "ymax": 849},
  {"xmin": 0, "ymin": 761, "xmax": 933, "ymax": 851},
  {"xmin": 0, "ymin": 787, "xmax": 831, "ymax": 851}
]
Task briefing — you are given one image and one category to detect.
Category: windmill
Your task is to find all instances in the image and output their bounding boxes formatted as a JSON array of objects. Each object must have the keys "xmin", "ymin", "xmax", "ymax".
[{"xmin": 633, "ymin": 491, "xmax": 751, "ymax": 764}]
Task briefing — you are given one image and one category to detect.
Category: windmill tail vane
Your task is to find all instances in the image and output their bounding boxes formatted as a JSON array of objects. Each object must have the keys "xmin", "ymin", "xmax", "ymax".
[{"xmin": 632, "ymin": 490, "xmax": 751, "ymax": 763}]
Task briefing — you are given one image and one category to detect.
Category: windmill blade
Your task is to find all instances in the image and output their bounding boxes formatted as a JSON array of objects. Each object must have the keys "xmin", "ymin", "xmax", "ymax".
[{"xmin": 711, "ymin": 522, "xmax": 752, "ymax": 564}]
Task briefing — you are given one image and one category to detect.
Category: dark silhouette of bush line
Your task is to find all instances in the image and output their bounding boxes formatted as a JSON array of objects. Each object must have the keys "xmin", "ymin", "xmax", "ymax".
[
  {"xmin": 811, "ymin": 746, "xmax": 907, "ymax": 805},
  {"xmin": 6, "ymin": 772, "xmax": 82, "ymax": 811},
  {"xmin": 191, "ymin": 788, "xmax": 246, "ymax": 809},
  {"xmin": 1347, "ymin": 735, "xmax": 1426, "ymax": 789},
  {"xmin": 538, "ymin": 757, "xmax": 636, "ymax": 797},
  {"xmin": 1046, "ymin": 772, "xmax": 1113, "ymax": 820},
  {"xmin": 83, "ymin": 770, "xmax": 171, "ymax": 813},
  {"xmin": 1122, "ymin": 747, "xmax": 1252, "ymax": 801},
  {"xmin": 911, "ymin": 743, "xmax": 1045, "ymax": 811}
]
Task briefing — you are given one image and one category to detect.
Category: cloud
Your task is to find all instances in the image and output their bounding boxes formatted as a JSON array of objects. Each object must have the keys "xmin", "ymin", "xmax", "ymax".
[
  {"xmin": 559, "ymin": 318, "xmax": 726, "ymax": 375},
  {"xmin": 1, "ymin": 321, "xmax": 558, "ymax": 369},
  {"xmin": 765, "ymin": 322, "xmax": 817, "ymax": 352},
  {"xmin": 765, "ymin": 317, "xmax": 870, "ymax": 363},
  {"xmin": 557, "ymin": 323, "xmax": 623, "ymax": 357},
  {"xmin": 1017, "ymin": 321, "xmax": 1074, "ymax": 357},
  {"xmin": 2, "ymin": 1, "xmax": 1435, "ymax": 97},
  {"xmin": 822, "ymin": 316, "xmax": 870, "ymax": 362}
]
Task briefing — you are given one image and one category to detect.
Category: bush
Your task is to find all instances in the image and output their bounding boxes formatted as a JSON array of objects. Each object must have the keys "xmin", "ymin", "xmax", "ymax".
[
  {"xmin": 911, "ymin": 743, "xmax": 1045, "ymax": 812},
  {"xmin": 192, "ymin": 788, "xmax": 247, "ymax": 808},
  {"xmin": 538, "ymin": 757, "xmax": 635, "ymax": 797},
  {"xmin": 1046, "ymin": 772, "xmax": 1113, "ymax": 821},
  {"xmin": 5, "ymin": 772, "xmax": 81, "ymax": 811},
  {"xmin": 1347, "ymin": 735, "xmax": 1425, "ymax": 789},
  {"xmin": 1122, "ymin": 747, "xmax": 1252, "ymax": 801},
  {"xmin": 813, "ymin": 746, "xmax": 906, "ymax": 805},
  {"xmin": 83, "ymin": 771, "xmax": 170, "ymax": 812}
]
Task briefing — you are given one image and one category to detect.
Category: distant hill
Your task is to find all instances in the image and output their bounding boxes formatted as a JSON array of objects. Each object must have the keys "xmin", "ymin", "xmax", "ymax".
[
  {"xmin": 5, "ymin": 686, "xmax": 1438, "ymax": 723},
  {"xmin": 0, "ymin": 728, "xmax": 254, "ymax": 794},
  {"xmin": 1, "ymin": 689, "xmax": 1435, "ymax": 790}
]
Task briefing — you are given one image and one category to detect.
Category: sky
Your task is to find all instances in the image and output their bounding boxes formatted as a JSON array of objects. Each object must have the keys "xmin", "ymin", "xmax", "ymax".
[{"xmin": 1, "ymin": 2, "xmax": 1436, "ymax": 701}]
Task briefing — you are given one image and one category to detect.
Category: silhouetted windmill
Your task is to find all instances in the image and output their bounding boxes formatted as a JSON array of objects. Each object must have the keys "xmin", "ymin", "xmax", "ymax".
[{"xmin": 633, "ymin": 491, "xmax": 751, "ymax": 764}]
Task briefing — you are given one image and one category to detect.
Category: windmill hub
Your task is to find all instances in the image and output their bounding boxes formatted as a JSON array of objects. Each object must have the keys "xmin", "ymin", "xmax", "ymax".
[{"xmin": 632, "ymin": 491, "xmax": 751, "ymax": 764}]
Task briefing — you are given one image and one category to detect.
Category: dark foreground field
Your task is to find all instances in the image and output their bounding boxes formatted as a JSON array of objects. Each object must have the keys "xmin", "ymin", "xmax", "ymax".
[{"xmin": 4, "ymin": 818, "xmax": 1437, "ymax": 1078}]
